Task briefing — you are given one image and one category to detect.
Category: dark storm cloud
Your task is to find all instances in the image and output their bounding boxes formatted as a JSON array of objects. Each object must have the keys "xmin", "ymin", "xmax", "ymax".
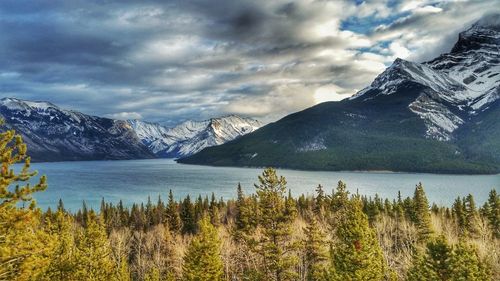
[{"xmin": 0, "ymin": 0, "xmax": 498, "ymax": 124}]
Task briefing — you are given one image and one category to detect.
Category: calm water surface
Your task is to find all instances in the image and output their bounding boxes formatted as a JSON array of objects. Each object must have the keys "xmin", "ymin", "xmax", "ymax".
[{"xmin": 28, "ymin": 159, "xmax": 499, "ymax": 211}]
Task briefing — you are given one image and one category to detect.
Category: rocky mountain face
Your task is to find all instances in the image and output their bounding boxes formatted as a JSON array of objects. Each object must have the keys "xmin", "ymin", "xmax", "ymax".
[
  {"xmin": 0, "ymin": 98, "xmax": 261, "ymax": 161},
  {"xmin": 179, "ymin": 15, "xmax": 500, "ymax": 174},
  {"xmin": 128, "ymin": 116, "xmax": 262, "ymax": 158},
  {"xmin": 0, "ymin": 98, "xmax": 154, "ymax": 161}
]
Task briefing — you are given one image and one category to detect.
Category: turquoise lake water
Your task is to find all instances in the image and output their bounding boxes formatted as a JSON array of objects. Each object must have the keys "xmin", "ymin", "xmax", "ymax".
[{"xmin": 26, "ymin": 159, "xmax": 499, "ymax": 211}]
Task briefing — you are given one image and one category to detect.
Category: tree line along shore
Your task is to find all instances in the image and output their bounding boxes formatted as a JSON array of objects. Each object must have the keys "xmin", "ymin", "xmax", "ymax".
[{"xmin": 1, "ymin": 123, "xmax": 499, "ymax": 281}]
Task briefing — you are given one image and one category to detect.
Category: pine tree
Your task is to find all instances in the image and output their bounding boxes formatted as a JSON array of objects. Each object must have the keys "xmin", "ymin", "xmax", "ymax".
[
  {"xmin": 407, "ymin": 235, "xmax": 451, "ymax": 281},
  {"xmin": 74, "ymin": 212, "xmax": 115, "ymax": 280},
  {"xmin": 254, "ymin": 168, "xmax": 298, "ymax": 281},
  {"xmin": 330, "ymin": 181, "xmax": 349, "ymax": 213},
  {"xmin": 406, "ymin": 251, "xmax": 441, "ymax": 281},
  {"xmin": 452, "ymin": 197, "xmax": 466, "ymax": 235},
  {"xmin": 209, "ymin": 193, "xmax": 220, "ymax": 227},
  {"xmin": 411, "ymin": 183, "xmax": 433, "ymax": 241},
  {"xmin": 329, "ymin": 198, "xmax": 386, "ymax": 281},
  {"xmin": 234, "ymin": 183, "xmax": 257, "ymax": 240},
  {"xmin": 57, "ymin": 198, "xmax": 65, "ymax": 213},
  {"xmin": 0, "ymin": 119, "xmax": 49, "ymax": 280},
  {"xmin": 303, "ymin": 218, "xmax": 328, "ymax": 281},
  {"xmin": 166, "ymin": 190, "xmax": 181, "ymax": 234},
  {"xmin": 41, "ymin": 210, "xmax": 77, "ymax": 281},
  {"xmin": 463, "ymin": 194, "xmax": 479, "ymax": 236},
  {"xmin": 448, "ymin": 241, "xmax": 491, "ymax": 281},
  {"xmin": 182, "ymin": 217, "xmax": 224, "ymax": 281},
  {"xmin": 181, "ymin": 195, "xmax": 197, "ymax": 235},
  {"xmin": 194, "ymin": 195, "xmax": 204, "ymax": 223},
  {"xmin": 314, "ymin": 184, "xmax": 326, "ymax": 219},
  {"xmin": 484, "ymin": 189, "xmax": 499, "ymax": 238}
]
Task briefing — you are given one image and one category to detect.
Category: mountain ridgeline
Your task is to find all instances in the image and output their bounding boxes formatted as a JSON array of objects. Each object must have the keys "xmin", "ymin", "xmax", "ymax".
[
  {"xmin": 179, "ymin": 15, "xmax": 500, "ymax": 174},
  {"xmin": 0, "ymin": 98, "xmax": 261, "ymax": 161}
]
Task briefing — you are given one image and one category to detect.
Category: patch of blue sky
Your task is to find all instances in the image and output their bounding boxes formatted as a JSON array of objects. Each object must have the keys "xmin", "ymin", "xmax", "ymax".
[
  {"xmin": 351, "ymin": 40, "xmax": 391, "ymax": 55},
  {"xmin": 341, "ymin": 11, "xmax": 411, "ymax": 35}
]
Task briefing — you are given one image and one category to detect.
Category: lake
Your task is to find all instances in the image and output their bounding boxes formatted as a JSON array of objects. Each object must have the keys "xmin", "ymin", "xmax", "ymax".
[{"xmin": 27, "ymin": 159, "xmax": 499, "ymax": 211}]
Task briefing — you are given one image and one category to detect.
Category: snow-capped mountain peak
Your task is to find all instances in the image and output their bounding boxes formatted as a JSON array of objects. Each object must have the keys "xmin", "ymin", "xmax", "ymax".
[
  {"xmin": 0, "ymin": 97, "xmax": 59, "ymax": 112},
  {"xmin": 0, "ymin": 97, "xmax": 154, "ymax": 161},
  {"xmin": 127, "ymin": 115, "xmax": 262, "ymax": 158},
  {"xmin": 351, "ymin": 15, "xmax": 500, "ymax": 141}
]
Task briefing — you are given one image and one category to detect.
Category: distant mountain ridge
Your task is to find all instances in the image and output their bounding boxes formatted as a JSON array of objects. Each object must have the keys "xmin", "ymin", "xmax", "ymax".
[
  {"xmin": 0, "ymin": 98, "xmax": 261, "ymax": 161},
  {"xmin": 179, "ymin": 14, "xmax": 500, "ymax": 174},
  {"xmin": 0, "ymin": 97, "xmax": 153, "ymax": 161},
  {"xmin": 128, "ymin": 116, "xmax": 261, "ymax": 158}
]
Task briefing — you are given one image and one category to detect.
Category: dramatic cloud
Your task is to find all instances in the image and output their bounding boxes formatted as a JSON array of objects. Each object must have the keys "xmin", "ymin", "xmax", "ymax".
[{"xmin": 0, "ymin": 0, "xmax": 498, "ymax": 125}]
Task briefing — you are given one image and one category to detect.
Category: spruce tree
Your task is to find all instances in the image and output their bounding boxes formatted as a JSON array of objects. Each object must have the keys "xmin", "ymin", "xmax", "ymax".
[
  {"xmin": 209, "ymin": 193, "xmax": 220, "ymax": 227},
  {"xmin": 254, "ymin": 168, "xmax": 298, "ymax": 281},
  {"xmin": 182, "ymin": 217, "xmax": 224, "ymax": 281},
  {"xmin": 314, "ymin": 184, "xmax": 326, "ymax": 219},
  {"xmin": 448, "ymin": 241, "xmax": 491, "ymax": 281},
  {"xmin": 329, "ymin": 198, "xmax": 386, "ymax": 281},
  {"xmin": 42, "ymin": 210, "xmax": 77, "ymax": 281},
  {"xmin": 234, "ymin": 183, "xmax": 258, "ymax": 240},
  {"xmin": 452, "ymin": 197, "xmax": 466, "ymax": 235},
  {"xmin": 463, "ymin": 194, "xmax": 479, "ymax": 236},
  {"xmin": 303, "ymin": 218, "xmax": 328, "ymax": 281},
  {"xmin": 330, "ymin": 181, "xmax": 349, "ymax": 213},
  {"xmin": 411, "ymin": 183, "xmax": 433, "ymax": 241},
  {"xmin": 181, "ymin": 195, "xmax": 197, "ymax": 235},
  {"xmin": 484, "ymin": 189, "xmax": 499, "ymax": 238},
  {"xmin": 74, "ymin": 212, "xmax": 115, "ymax": 280},
  {"xmin": 166, "ymin": 190, "xmax": 181, "ymax": 234},
  {"xmin": 407, "ymin": 235, "xmax": 451, "ymax": 281}
]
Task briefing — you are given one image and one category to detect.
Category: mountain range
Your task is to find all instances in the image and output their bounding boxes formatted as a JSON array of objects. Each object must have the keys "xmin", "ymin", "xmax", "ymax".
[
  {"xmin": 179, "ymin": 15, "xmax": 500, "ymax": 174},
  {"xmin": 0, "ymin": 98, "xmax": 261, "ymax": 161}
]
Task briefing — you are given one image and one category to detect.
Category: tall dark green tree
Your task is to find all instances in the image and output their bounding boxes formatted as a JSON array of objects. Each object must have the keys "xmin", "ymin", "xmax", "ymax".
[
  {"xmin": 209, "ymin": 193, "xmax": 220, "ymax": 227},
  {"xmin": 330, "ymin": 181, "xmax": 349, "ymax": 213},
  {"xmin": 329, "ymin": 198, "xmax": 387, "ymax": 281},
  {"xmin": 452, "ymin": 197, "xmax": 466, "ymax": 235},
  {"xmin": 254, "ymin": 168, "xmax": 298, "ymax": 281},
  {"xmin": 463, "ymin": 194, "xmax": 479, "ymax": 236},
  {"xmin": 483, "ymin": 189, "xmax": 499, "ymax": 238},
  {"xmin": 166, "ymin": 190, "xmax": 181, "ymax": 234},
  {"xmin": 448, "ymin": 241, "xmax": 491, "ymax": 281},
  {"xmin": 407, "ymin": 235, "xmax": 451, "ymax": 281},
  {"xmin": 181, "ymin": 195, "xmax": 196, "ymax": 235},
  {"xmin": 314, "ymin": 184, "xmax": 326, "ymax": 219},
  {"xmin": 182, "ymin": 217, "xmax": 224, "ymax": 281},
  {"xmin": 303, "ymin": 218, "xmax": 328, "ymax": 281},
  {"xmin": 411, "ymin": 183, "xmax": 433, "ymax": 241}
]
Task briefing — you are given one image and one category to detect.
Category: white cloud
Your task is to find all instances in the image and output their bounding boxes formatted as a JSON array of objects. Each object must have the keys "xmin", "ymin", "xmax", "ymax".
[
  {"xmin": 0, "ymin": 0, "xmax": 498, "ymax": 125},
  {"xmin": 314, "ymin": 84, "xmax": 349, "ymax": 104},
  {"xmin": 389, "ymin": 41, "xmax": 411, "ymax": 59}
]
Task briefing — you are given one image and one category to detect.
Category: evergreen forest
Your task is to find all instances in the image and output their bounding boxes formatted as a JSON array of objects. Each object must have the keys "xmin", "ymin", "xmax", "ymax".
[{"xmin": 1, "ymin": 123, "xmax": 499, "ymax": 281}]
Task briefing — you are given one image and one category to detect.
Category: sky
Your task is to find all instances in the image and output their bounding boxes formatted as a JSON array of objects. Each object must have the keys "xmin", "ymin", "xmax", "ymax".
[{"xmin": 0, "ymin": 0, "xmax": 498, "ymax": 126}]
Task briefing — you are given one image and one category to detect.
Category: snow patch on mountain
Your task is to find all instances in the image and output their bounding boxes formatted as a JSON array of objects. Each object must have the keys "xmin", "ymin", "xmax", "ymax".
[
  {"xmin": 0, "ymin": 98, "xmax": 153, "ymax": 161},
  {"xmin": 351, "ymin": 15, "xmax": 500, "ymax": 141},
  {"xmin": 128, "ymin": 115, "xmax": 262, "ymax": 158},
  {"xmin": 297, "ymin": 137, "xmax": 327, "ymax": 152},
  {"xmin": 409, "ymin": 94, "xmax": 464, "ymax": 141}
]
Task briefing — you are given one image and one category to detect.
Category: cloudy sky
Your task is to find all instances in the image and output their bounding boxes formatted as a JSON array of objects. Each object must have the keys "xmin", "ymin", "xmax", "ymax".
[{"xmin": 0, "ymin": 0, "xmax": 498, "ymax": 125}]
